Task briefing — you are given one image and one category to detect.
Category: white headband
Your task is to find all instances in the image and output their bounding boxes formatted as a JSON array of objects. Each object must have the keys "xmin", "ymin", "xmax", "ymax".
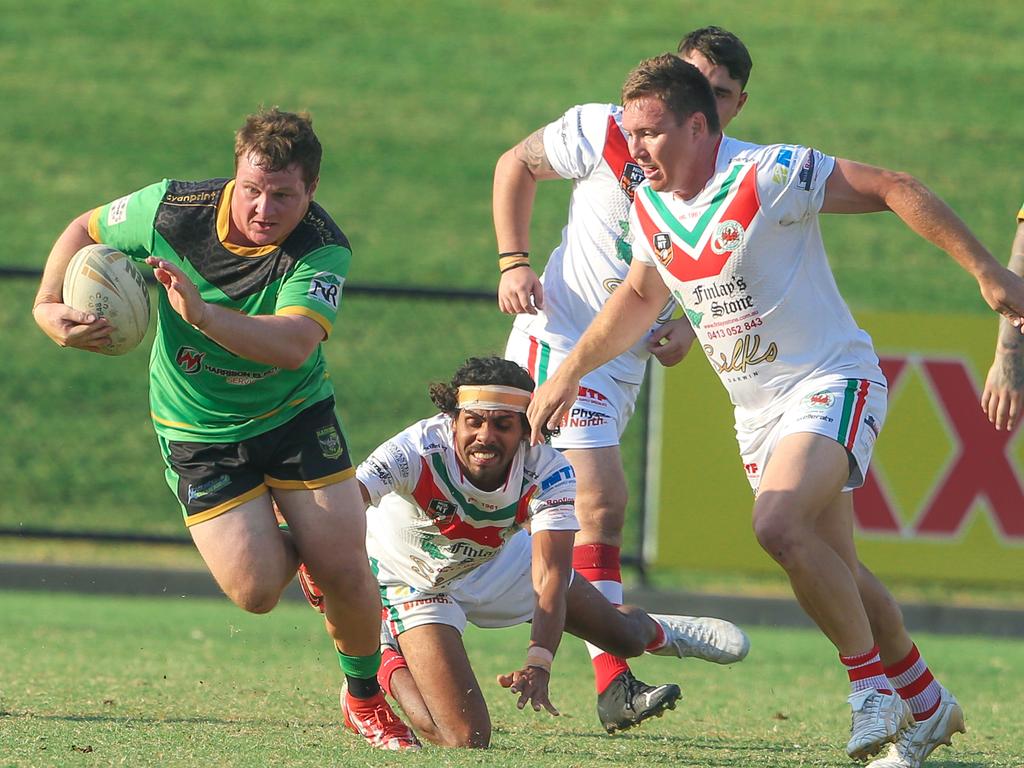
[{"xmin": 456, "ymin": 385, "xmax": 531, "ymax": 413}]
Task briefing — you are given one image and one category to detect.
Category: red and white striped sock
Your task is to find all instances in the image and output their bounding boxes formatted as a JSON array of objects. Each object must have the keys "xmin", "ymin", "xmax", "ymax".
[
  {"xmin": 377, "ymin": 647, "xmax": 408, "ymax": 700},
  {"xmin": 573, "ymin": 543, "xmax": 630, "ymax": 693},
  {"xmin": 884, "ymin": 643, "xmax": 941, "ymax": 721},
  {"xmin": 841, "ymin": 646, "xmax": 893, "ymax": 695}
]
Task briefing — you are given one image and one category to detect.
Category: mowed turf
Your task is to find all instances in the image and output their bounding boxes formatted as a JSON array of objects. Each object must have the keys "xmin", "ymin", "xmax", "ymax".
[{"xmin": 0, "ymin": 590, "xmax": 1022, "ymax": 767}]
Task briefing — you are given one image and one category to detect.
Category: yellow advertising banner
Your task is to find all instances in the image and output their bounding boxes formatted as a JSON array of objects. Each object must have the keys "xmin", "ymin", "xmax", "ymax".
[{"xmin": 652, "ymin": 311, "xmax": 1023, "ymax": 584}]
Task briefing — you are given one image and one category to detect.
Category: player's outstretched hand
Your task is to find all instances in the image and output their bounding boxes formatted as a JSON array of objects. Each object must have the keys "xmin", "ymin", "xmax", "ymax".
[
  {"xmin": 983, "ymin": 355, "xmax": 1024, "ymax": 431},
  {"xmin": 499, "ymin": 266, "xmax": 544, "ymax": 315},
  {"xmin": 497, "ymin": 667, "xmax": 559, "ymax": 716},
  {"xmin": 32, "ymin": 301, "xmax": 113, "ymax": 352},
  {"xmin": 146, "ymin": 257, "xmax": 209, "ymax": 329},
  {"xmin": 647, "ymin": 317, "xmax": 696, "ymax": 367},
  {"xmin": 527, "ymin": 373, "xmax": 578, "ymax": 445}
]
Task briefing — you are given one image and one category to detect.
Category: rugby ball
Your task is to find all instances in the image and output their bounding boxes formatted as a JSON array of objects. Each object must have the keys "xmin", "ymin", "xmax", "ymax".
[{"xmin": 62, "ymin": 244, "xmax": 151, "ymax": 355}]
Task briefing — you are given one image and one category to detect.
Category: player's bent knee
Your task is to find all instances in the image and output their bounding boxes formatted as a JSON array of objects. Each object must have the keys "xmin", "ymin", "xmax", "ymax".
[
  {"xmin": 752, "ymin": 508, "xmax": 805, "ymax": 568},
  {"xmin": 225, "ymin": 582, "xmax": 282, "ymax": 614}
]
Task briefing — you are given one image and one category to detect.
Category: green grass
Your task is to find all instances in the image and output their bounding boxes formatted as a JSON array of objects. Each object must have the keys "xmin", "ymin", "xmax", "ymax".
[
  {"xmin": 1, "ymin": 590, "xmax": 1022, "ymax": 767},
  {"xmin": 1, "ymin": 1, "xmax": 1022, "ymax": 543}
]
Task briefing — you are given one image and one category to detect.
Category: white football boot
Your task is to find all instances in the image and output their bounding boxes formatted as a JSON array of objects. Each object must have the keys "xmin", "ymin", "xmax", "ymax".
[
  {"xmin": 847, "ymin": 688, "xmax": 913, "ymax": 760},
  {"xmin": 866, "ymin": 686, "xmax": 965, "ymax": 768},
  {"xmin": 647, "ymin": 614, "xmax": 750, "ymax": 664}
]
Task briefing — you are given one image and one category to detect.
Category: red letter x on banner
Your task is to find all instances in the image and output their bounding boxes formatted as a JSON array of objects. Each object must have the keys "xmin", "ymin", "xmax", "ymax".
[{"xmin": 914, "ymin": 360, "xmax": 1024, "ymax": 539}]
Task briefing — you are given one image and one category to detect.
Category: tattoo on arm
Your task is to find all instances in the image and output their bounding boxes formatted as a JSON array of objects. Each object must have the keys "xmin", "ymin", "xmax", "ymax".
[{"xmin": 515, "ymin": 128, "xmax": 554, "ymax": 177}]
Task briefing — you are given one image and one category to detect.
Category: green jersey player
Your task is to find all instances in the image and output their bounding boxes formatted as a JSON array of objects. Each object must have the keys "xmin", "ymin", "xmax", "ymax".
[{"xmin": 32, "ymin": 108, "xmax": 418, "ymax": 751}]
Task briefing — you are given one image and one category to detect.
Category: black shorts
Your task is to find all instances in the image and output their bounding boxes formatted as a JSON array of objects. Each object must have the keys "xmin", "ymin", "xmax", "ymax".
[{"xmin": 159, "ymin": 397, "xmax": 355, "ymax": 527}]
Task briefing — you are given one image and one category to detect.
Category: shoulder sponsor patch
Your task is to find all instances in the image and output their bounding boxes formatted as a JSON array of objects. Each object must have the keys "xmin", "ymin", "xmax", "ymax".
[
  {"xmin": 307, "ymin": 271, "xmax": 343, "ymax": 309},
  {"xmin": 540, "ymin": 464, "xmax": 575, "ymax": 492},
  {"xmin": 107, "ymin": 194, "xmax": 131, "ymax": 226},
  {"xmin": 798, "ymin": 151, "xmax": 816, "ymax": 191},
  {"xmin": 772, "ymin": 147, "xmax": 795, "ymax": 185}
]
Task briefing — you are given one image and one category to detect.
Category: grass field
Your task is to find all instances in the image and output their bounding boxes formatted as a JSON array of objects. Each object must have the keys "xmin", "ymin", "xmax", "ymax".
[
  {"xmin": 2, "ymin": 0, "xmax": 1023, "ymax": 543},
  {"xmin": 2, "ymin": 590, "xmax": 1022, "ymax": 767}
]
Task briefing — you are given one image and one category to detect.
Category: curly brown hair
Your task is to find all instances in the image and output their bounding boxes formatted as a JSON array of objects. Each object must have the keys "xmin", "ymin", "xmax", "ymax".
[
  {"xmin": 234, "ymin": 107, "xmax": 321, "ymax": 188},
  {"xmin": 429, "ymin": 356, "xmax": 537, "ymax": 433}
]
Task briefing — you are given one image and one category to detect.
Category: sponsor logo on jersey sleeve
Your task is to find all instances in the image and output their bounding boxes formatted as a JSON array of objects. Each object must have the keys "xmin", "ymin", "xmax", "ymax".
[
  {"xmin": 771, "ymin": 146, "xmax": 796, "ymax": 186},
  {"xmin": 307, "ymin": 272, "xmax": 343, "ymax": 309},
  {"xmin": 540, "ymin": 464, "xmax": 575, "ymax": 492},
  {"xmin": 107, "ymin": 194, "xmax": 132, "ymax": 226},
  {"xmin": 384, "ymin": 441, "xmax": 411, "ymax": 479},
  {"xmin": 798, "ymin": 151, "xmax": 816, "ymax": 191}
]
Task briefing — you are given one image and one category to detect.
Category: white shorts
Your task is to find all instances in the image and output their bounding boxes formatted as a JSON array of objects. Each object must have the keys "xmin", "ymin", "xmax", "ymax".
[
  {"xmin": 379, "ymin": 530, "xmax": 540, "ymax": 637},
  {"xmin": 505, "ymin": 327, "xmax": 640, "ymax": 449},
  {"xmin": 736, "ymin": 376, "xmax": 887, "ymax": 493}
]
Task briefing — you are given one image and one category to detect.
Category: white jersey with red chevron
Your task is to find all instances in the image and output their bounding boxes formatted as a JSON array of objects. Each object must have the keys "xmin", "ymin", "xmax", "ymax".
[
  {"xmin": 630, "ymin": 137, "xmax": 882, "ymax": 427},
  {"xmin": 357, "ymin": 414, "xmax": 579, "ymax": 591},
  {"xmin": 512, "ymin": 103, "xmax": 672, "ymax": 384}
]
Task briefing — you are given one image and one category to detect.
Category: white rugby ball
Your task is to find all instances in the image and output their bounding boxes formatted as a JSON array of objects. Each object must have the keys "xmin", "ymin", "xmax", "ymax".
[{"xmin": 63, "ymin": 244, "xmax": 151, "ymax": 355}]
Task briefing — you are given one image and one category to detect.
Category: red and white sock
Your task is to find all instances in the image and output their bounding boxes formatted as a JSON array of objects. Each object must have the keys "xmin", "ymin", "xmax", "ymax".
[
  {"xmin": 378, "ymin": 647, "xmax": 408, "ymax": 700},
  {"xmin": 841, "ymin": 646, "xmax": 893, "ymax": 696},
  {"xmin": 884, "ymin": 643, "xmax": 941, "ymax": 721},
  {"xmin": 573, "ymin": 543, "xmax": 630, "ymax": 692}
]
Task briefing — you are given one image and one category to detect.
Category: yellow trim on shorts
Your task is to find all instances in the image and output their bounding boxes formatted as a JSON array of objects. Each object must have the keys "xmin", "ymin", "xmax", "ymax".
[
  {"xmin": 184, "ymin": 484, "xmax": 266, "ymax": 527},
  {"xmin": 277, "ymin": 305, "xmax": 332, "ymax": 337},
  {"xmin": 265, "ymin": 466, "xmax": 355, "ymax": 490}
]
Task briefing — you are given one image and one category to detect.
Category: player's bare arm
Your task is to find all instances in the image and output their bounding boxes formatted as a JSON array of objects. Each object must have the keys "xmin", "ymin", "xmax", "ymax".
[
  {"xmin": 32, "ymin": 210, "xmax": 113, "ymax": 351},
  {"xmin": 983, "ymin": 219, "xmax": 1024, "ymax": 429},
  {"xmin": 147, "ymin": 256, "xmax": 325, "ymax": 370},
  {"xmin": 493, "ymin": 127, "xmax": 562, "ymax": 315},
  {"xmin": 527, "ymin": 260, "xmax": 670, "ymax": 443},
  {"xmin": 823, "ymin": 159, "xmax": 1024, "ymax": 327},
  {"xmin": 498, "ymin": 528, "xmax": 573, "ymax": 715}
]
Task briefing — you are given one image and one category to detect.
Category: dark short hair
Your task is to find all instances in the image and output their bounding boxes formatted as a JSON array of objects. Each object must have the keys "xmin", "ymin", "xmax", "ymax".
[
  {"xmin": 429, "ymin": 356, "xmax": 536, "ymax": 433},
  {"xmin": 622, "ymin": 54, "xmax": 721, "ymax": 134},
  {"xmin": 234, "ymin": 107, "xmax": 321, "ymax": 188},
  {"xmin": 678, "ymin": 26, "xmax": 753, "ymax": 89}
]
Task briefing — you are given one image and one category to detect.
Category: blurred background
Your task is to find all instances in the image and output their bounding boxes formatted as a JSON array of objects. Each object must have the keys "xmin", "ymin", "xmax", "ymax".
[{"xmin": 1, "ymin": 0, "xmax": 1021, "ymax": 598}]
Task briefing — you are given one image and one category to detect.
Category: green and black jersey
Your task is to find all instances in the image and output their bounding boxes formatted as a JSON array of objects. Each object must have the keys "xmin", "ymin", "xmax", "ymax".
[{"xmin": 88, "ymin": 178, "xmax": 350, "ymax": 443}]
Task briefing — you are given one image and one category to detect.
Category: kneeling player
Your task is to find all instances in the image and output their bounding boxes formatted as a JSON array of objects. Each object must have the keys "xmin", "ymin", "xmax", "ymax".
[{"xmin": 301, "ymin": 356, "xmax": 749, "ymax": 747}]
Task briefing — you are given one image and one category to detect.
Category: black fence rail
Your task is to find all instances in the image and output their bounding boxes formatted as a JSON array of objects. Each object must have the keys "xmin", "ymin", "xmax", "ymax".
[{"xmin": 1, "ymin": 267, "xmax": 650, "ymax": 579}]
